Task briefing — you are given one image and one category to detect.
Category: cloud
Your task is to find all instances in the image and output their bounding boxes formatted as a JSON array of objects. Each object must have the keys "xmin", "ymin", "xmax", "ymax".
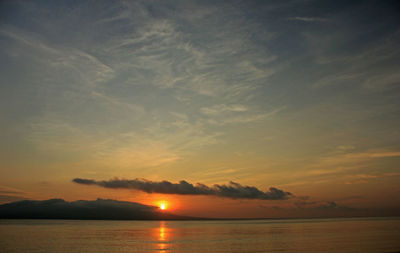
[
  {"xmin": 347, "ymin": 151, "xmax": 400, "ymax": 159},
  {"xmin": 0, "ymin": 186, "xmax": 27, "ymax": 204},
  {"xmin": 0, "ymin": 195, "xmax": 26, "ymax": 204},
  {"xmin": 288, "ymin": 17, "xmax": 327, "ymax": 22},
  {"xmin": 294, "ymin": 200, "xmax": 356, "ymax": 211},
  {"xmin": 0, "ymin": 185, "xmax": 25, "ymax": 195},
  {"xmin": 73, "ymin": 178, "xmax": 292, "ymax": 200},
  {"xmin": 204, "ymin": 106, "xmax": 285, "ymax": 126},
  {"xmin": 0, "ymin": 198, "xmax": 189, "ymax": 220},
  {"xmin": 200, "ymin": 104, "xmax": 248, "ymax": 115}
]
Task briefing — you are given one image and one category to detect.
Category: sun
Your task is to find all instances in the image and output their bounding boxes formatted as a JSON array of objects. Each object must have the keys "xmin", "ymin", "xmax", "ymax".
[
  {"xmin": 159, "ymin": 202, "xmax": 167, "ymax": 210},
  {"xmin": 156, "ymin": 200, "xmax": 171, "ymax": 211}
]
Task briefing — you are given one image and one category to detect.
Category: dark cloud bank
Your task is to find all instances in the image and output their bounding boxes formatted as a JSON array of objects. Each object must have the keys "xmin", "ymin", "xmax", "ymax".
[
  {"xmin": 73, "ymin": 178, "xmax": 292, "ymax": 200},
  {"xmin": 0, "ymin": 199, "xmax": 191, "ymax": 220}
]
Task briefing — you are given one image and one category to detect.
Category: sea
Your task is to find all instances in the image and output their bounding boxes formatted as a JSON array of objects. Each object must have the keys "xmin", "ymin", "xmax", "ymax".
[{"xmin": 0, "ymin": 217, "xmax": 399, "ymax": 252}]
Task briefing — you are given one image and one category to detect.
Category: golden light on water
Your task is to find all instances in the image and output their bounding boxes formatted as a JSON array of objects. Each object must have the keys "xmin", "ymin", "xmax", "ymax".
[
  {"xmin": 156, "ymin": 221, "xmax": 170, "ymax": 251},
  {"xmin": 159, "ymin": 223, "xmax": 166, "ymax": 241}
]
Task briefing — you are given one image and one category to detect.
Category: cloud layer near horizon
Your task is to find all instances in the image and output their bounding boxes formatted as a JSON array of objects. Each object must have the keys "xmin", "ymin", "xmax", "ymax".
[{"xmin": 73, "ymin": 178, "xmax": 292, "ymax": 200}]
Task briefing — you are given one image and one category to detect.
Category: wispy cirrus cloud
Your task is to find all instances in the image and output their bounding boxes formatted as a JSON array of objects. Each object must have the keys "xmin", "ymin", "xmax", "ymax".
[
  {"xmin": 0, "ymin": 0, "xmax": 280, "ymax": 172},
  {"xmin": 1, "ymin": 0, "xmax": 400, "ymax": 216},
  {"xmin": 345, "ymin": 172, "xmax": 400, "ymax": 185},
  {"xmin": 288, "ymin": 17, "xmax": 328, "ymax": 22},
  {"xmin": 200, "ymin": 104, "xmax": 248, "ymax": 115}
]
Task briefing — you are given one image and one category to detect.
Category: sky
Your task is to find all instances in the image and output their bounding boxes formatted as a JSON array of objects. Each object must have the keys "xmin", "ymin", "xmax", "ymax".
[{"xmin": 1, "ymin": 0, "xmax": 400, "ymax": 218}]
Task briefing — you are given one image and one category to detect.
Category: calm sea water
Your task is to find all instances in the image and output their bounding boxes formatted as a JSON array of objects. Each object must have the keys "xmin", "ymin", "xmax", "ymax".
[{"xmin": 0, "ymin": 217, "xmax": 399, "ymax": 252}]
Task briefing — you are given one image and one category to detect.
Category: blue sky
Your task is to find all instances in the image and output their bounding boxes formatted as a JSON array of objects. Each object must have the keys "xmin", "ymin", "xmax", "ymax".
[{"xmin": 1, "ymin": 0, "xmax": 400, "ymax": 217}]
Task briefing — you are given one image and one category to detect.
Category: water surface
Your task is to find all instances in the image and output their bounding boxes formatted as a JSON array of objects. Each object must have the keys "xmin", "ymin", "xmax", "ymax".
[{"xmin": 1, "ymin": 217, "xmax": 399, "ymax": 252}]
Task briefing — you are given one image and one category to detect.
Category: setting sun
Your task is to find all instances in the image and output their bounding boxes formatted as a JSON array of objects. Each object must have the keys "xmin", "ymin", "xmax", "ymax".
[{"xmin": 159, "ymin": 202, "xmax": 167, "ymax": 210}]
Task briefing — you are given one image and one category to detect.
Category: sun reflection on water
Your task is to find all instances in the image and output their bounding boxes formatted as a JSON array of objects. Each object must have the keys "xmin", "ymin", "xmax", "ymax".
[
  {"xmin": 159, "ymin": 224, "xmax": 166, "ymax": 241},
  {"xmin": 156, "ymin": 221, "xmax": 170, "ymax": 251}
]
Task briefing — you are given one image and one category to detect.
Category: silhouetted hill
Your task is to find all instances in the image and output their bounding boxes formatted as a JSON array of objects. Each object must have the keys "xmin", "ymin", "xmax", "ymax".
[{"xmin": 0, "ymin": 199, "xmax": 193, "ymax": 220}]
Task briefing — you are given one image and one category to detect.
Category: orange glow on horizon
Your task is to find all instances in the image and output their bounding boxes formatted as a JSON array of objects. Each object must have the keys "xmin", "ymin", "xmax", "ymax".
[{"xmin": 139, "ymin": 194, "xmax": 180, "ymax": 212}]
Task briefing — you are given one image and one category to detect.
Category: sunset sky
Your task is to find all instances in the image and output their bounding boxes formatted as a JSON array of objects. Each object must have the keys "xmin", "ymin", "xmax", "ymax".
[{"xmin": 1, "ymin": 0, "xmax": 400, "ymax": 218}]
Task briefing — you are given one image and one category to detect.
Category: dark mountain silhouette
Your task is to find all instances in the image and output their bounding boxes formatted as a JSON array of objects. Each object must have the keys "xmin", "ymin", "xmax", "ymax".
[{"xmin": 0, "ymin": 198, "xmax": 194, "ymax": 220}]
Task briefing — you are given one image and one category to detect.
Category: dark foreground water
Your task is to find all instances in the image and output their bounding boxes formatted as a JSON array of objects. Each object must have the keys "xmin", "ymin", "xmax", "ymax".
[{"xmin": 0, "ymin": 217, "xmax": 399, "ymax": 252}]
